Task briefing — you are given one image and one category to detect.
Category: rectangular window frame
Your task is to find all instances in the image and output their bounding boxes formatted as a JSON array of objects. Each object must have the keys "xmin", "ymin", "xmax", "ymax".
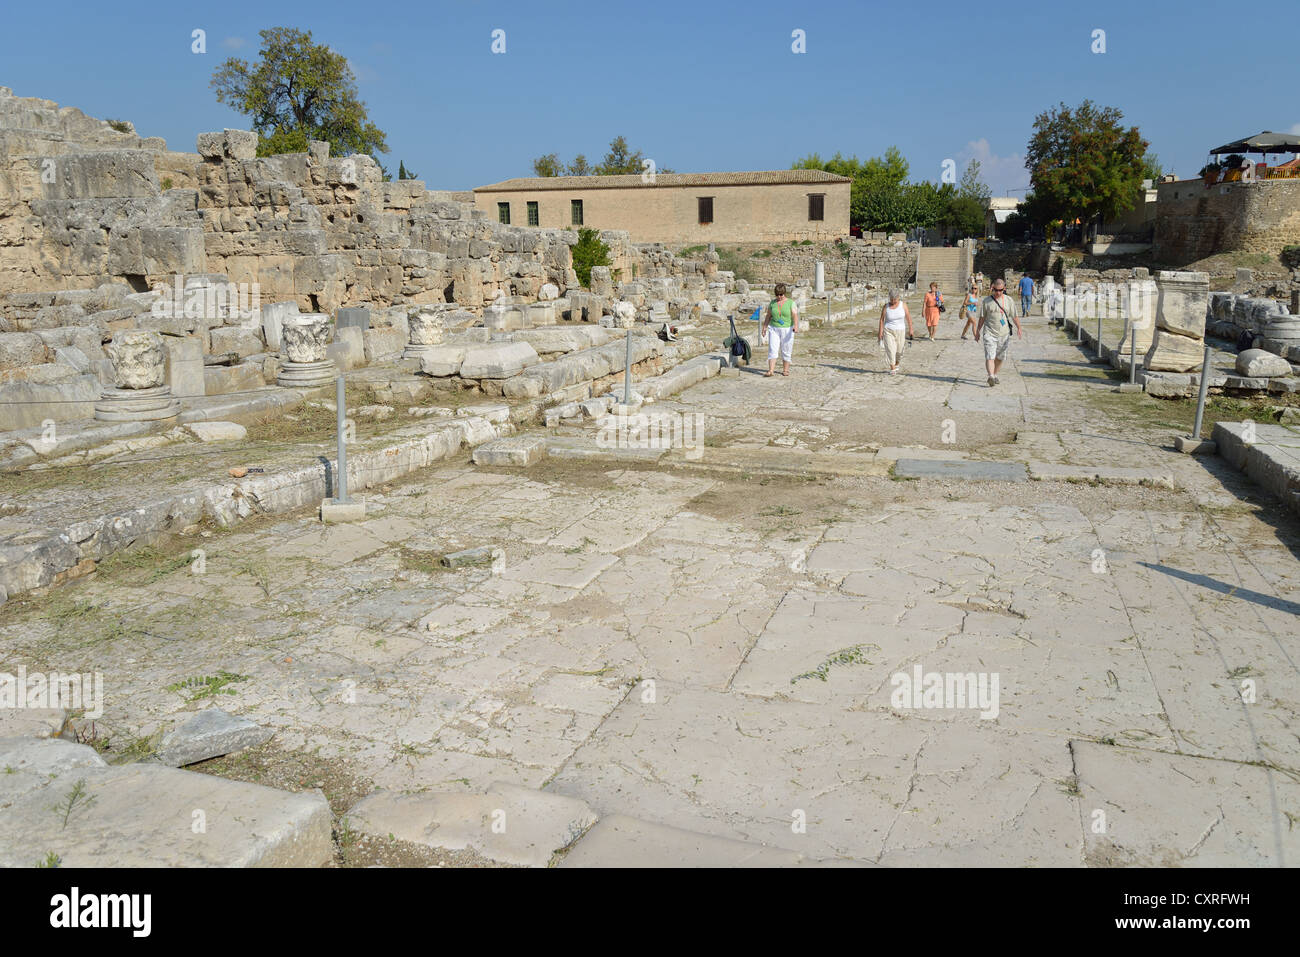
[
  {"xmin": 527, "ymin": 201, "xmax": 540, "ymax": 226},
  {"xmin": 698, "ymin": 196, "xmax": 714, "ymax": 225},
  {"xmin": 808, "ymin": 193, "xmax": 825, "ymax": 222},
  {"xmin": 571, "ymin": 199, "xmax": 583, "ymax": 226},
  {"xmin": 497, "ymin": 202, "xmax": 510, "ymax": 225}
]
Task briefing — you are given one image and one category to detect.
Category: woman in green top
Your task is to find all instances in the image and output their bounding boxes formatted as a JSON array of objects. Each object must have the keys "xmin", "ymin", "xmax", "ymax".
[{"xmin": 760, "ymin": 282, "xmax": 802, "ymax": 377}]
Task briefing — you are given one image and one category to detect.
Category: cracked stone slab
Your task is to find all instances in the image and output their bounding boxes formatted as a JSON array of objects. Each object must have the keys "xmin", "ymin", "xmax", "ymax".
[
  {"xmin": 1072, "ymin": 740, "xmax": 1298, "ymax": 866},
  {"xmin": 0, "ymin": 738, "xmax": 332, "ymax": 867},
  {"xmin": 558, "ymin": 813, "xmax": 844, "ymax": 867},
  {"xmin": 154, "ymin": 706, "xmax": 274, "ymax": 767},
  {"xmin": 501, "ymin": 552, "xmax": 618, "ymax": 590},
  {"xmin": 893, "ymin": 459, "xmax": 1028, "ymax": 482},
  {"xmin": 346, "ymin": 782, "xmax": 597, "ymax": 867}
]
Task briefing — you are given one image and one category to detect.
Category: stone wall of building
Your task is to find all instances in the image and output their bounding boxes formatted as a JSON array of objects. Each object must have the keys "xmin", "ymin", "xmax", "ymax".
[
  {"xmin": 739, "ymin": 239, "xmax": 918, "ymax": 287},
  {"xmin": 473, "ymin": 176, "xmax": 852, "ymax": 245},
  {"xmin": 1152, "ymin": 178, "xmax": 1300, "ymax": 265}
]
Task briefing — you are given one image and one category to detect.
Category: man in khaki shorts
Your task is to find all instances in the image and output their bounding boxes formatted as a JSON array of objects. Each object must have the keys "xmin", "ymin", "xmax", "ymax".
[{"xmin": 975, "ymin": 278, "xmax": 1022, "ymax": 387}]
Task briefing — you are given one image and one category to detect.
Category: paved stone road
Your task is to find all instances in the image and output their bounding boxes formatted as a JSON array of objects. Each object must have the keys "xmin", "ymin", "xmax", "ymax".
[{"xmin": 4, "ymin": 300, "xmax": 1298, "ymax": 865}]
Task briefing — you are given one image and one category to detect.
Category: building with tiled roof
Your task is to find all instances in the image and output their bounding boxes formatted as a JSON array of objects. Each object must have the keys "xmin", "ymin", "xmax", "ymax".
[{"xmin": 473, "ymin": 170, "xmax": 851, "ymax": 245}]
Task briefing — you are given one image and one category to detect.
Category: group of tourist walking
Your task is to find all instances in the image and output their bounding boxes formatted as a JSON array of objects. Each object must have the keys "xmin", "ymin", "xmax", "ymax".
[{"xmin": 758, "ymin": 276, "xmax": 1027, "ymax": 387}]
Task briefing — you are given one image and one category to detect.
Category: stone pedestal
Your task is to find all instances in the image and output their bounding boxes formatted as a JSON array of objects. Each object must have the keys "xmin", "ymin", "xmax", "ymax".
[
  {"xmin": 276, "ymin": 359, "xmax": 337, "ymax": 388},
  {"xmin": 94, "ymin": 385, "xmax": 181, "ymax": 421}
]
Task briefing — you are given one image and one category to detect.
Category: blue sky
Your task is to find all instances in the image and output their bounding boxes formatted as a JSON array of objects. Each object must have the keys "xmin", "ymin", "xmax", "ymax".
[{"xmin": 3, "ymin": 0, "xmax": 1297, "ymax": 193}]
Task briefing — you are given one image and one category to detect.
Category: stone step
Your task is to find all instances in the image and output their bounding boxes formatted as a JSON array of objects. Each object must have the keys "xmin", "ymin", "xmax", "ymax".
[
  {"xmin": 345, "ymin": 782, "xmax": 598, "ymax": 867},
  {"xmin": 471, "ymin": 434, "xmax": 548, "ymax": 467},
  {"xmin": 1026, "ymin": 461, "xmax": 1175, "ymax": 489},
  {"xmin": 893, "ymin": 458, "xmax": 1028, "ymax": 482},
  {"xmin": 0, "ymin": 738, "xmax": 332, "ymax": 866}
]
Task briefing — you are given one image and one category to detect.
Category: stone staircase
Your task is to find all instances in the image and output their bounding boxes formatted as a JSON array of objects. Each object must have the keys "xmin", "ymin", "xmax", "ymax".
[{"xmin": 916, "ymin": 246, "xmax": 968, "ymax": 294}]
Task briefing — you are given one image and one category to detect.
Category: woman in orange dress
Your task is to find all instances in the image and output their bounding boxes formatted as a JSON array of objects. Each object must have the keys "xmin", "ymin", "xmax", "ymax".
[{"xmin": 922, "ymin": 282, "xmax": 943, "ymax": 340}]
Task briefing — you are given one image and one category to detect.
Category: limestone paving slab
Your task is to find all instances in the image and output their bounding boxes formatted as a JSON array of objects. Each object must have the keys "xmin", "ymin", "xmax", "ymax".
[{"xmin": 0, "ymin": 738, "xmax": 332, "ymax": 867}]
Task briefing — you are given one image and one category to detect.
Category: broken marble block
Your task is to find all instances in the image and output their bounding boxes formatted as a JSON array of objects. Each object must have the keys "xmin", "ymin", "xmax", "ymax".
[
  {"xmin": 155, "ymin": 707, "xmax": 273, "ymax": 767},
  {"xmin": 1236, "ymin": 348, "xmax": 1293, "ymax": 378},
  {"xmin": 1144, "ymin": 329, "xmax": 1205, "ymax": 373}
]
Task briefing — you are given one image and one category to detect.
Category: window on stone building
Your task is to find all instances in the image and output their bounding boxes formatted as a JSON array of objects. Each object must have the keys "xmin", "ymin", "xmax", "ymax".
[
  {"xmin": 808, "ymin": 194, "xmax": 825, "ymax": 221},
  {"xmin": 571, "ymin": 199, "xmax": 583, "ymax": 226},
  {"xmin": 498, "ymin": 202, "xmax": 510, "ymax": 224},
  {"xmin": 527, "ymin": 201, "xmax": 539, "ymax": 226},
  {"xmin": 698, "ymin": 197, "xmax": 713, "ymax": 225}
]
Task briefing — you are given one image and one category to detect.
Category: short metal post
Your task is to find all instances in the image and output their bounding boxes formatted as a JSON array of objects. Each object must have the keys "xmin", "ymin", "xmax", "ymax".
[
  {"xmin": 1128, "ymin": 323, "xmax": 1137, "ymax": 384},
  {"xmin": 1191, "ymin": 345, "xmax": 1212, "ymax": 439},
  {"xmin": 335, "ymin": 375, "xmax": 349, "ymax": 504},
  {"xmin": 1096, "ymin": 313, "xmax": 1103, "ymax": 357},
  {"xmin": 623, "ymin": 328, "xmax": 632, "ymax": 403}
]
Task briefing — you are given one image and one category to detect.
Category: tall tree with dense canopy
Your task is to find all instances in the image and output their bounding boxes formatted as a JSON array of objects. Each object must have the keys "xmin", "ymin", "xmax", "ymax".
[
  {"xmin": 1025, "ymin": 100, "xmax": 1147, "ymax": 231},
  {"xmin": 211, "ymin": 27, "xmax": 389, "ymax": 159}
]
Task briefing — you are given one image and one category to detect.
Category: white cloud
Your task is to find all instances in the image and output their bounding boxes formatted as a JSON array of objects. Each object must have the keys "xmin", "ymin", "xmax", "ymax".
[
  {"xmin": 221, "ymin": 36, "xmax": 245, "ymax": 50},
  {"xmin": 954, "ymin": 138, "xmax": 1030, "ymax": 197},
  {"xmin": 1289, "ymin": 123, "xmax": 1300, "ymax": 136}
]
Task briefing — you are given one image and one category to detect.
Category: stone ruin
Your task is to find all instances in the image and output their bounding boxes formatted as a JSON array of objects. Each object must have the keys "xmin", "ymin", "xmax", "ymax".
[{"xmin": 0, "ymin": 87, "xmax": 763, "ymax": 440}]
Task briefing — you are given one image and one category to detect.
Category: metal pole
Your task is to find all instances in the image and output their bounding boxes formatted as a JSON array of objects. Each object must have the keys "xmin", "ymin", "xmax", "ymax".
[
  {"xmin": 1191, "ymin": 345, "xmax": 1212, "ymax": 439},
  {"xmin": 1096, "ymin": 313, "xmax": 1103, "ymax": 357},
  {"xmin": 1128, "ymin": 323, "xmax": 1137, "ymax": 384},
  {"xmin": 335, "ymin": 375, "xmax": 349, "ymax": 503},
  {"xmin": 623, "ymin": 328, "xmax": 632, "ymax": 403}
]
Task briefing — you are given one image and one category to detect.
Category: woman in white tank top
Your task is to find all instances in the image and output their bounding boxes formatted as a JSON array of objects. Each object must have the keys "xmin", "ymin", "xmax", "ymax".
[{"xmin": 878, "ymin": 290, "xmax": 914, "ymax": 375}]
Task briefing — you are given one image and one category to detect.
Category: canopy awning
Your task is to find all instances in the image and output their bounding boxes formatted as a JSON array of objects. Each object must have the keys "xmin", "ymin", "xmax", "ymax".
[{"xmin": 1211, "ymin": 131, "xmax": 1300, "ymax": 154}]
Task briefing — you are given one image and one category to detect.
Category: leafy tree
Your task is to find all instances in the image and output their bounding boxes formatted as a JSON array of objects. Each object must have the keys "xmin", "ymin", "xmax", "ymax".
[
  {"xmin": 398, "ymin": 160, "xmax": 418, "ymax": 180},
  {"xmin": 530, "ymin": 137, "xmax": 664, "ymax": 178},
  {"xmin": 957, "ymin": 160, "xmax": 991, "ymax": 202},
  {"xmin": 1140, "ymin": 152, "xmax": 1163, "ymax": 182},
  {"xmin": 533, "ymin": 152, "xmax": 562, "ymax": 177},
  {"xmin": 211, "ymin": 27, "xmax": 389, "ymax": 159},
  {"xmin": 1025, "ymin": 100, "xmax": 1147, "ymax": 231},
  {"xmin": 595, "ymin": 135, "xmax": 644, "ymax": 175},
  {"xmin": 570, "ymin": 228, "xmax": 611, "ymax": 287}
]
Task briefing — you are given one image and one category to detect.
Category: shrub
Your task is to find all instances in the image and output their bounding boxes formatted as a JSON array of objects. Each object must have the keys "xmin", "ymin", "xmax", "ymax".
[
  {"xmin": 571, "ymin": 228, "xmax": 611, "ymax": 287},
  {"xmin": 1281, "ymin": 245, "xmax": 1300, "ymax": 270},
  {"xmin": 106, "ymin": 119, "xmax": 132, "ymax": 134}
]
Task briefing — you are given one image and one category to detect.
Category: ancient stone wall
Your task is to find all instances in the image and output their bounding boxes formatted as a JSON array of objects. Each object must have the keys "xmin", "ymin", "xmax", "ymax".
[
  {"xmin": 0, "ymin": 88, "xmax": 579, "ymax": 314},
  {"xmin": 740, "ymin": 239, "xmax": 918, "ymax": 286},
  {"xmin": 1152, "ymin": 178, "xmax": 1300, "ymax": 265}
]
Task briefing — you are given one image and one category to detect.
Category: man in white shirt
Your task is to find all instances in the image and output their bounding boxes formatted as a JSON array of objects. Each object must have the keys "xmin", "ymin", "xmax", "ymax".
[{"xmin": 975, "ymin": 279, "xmax": 1023, "ymax": 387}]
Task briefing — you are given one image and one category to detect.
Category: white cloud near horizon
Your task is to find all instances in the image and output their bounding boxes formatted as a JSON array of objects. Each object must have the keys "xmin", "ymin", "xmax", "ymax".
[
  {"xmin": 954, "ymin": 138, "xmax": 1030, "ymax": 197},
  {"xmin": 221, "ymin": 36, "xmax": 245, "ymax": 51}
]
